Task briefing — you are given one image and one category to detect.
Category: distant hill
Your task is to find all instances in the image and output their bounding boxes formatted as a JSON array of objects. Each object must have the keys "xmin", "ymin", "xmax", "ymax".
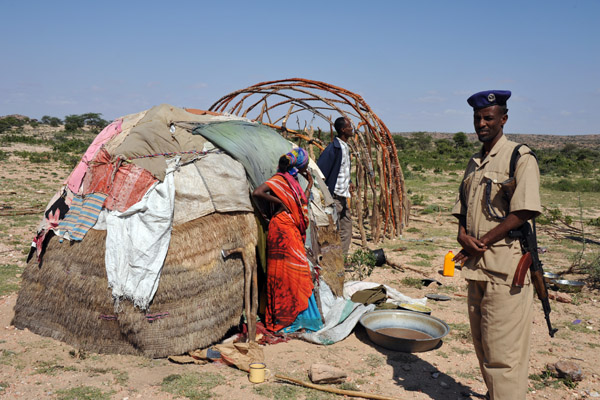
[{"xmin": 392, "ymin": 132, "xmax": 600, "ymax": 150}]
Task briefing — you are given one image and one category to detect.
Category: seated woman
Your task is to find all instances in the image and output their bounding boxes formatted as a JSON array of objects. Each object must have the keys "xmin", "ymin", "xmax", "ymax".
[{"xmin": 252, "ymin": 148, "xmax": 322, "ymax": 333}]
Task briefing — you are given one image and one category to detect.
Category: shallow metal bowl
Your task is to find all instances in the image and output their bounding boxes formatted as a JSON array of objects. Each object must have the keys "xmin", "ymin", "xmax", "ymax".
[
  {"xmin": 553, "ymin": 279, "xmax": 585, "ymax": 293},
  {"xmin": 543, "ymin": 271, "xmax": 559, "ymax": 284},
  {"xmin": 359, "ymin": 310, "xmax": 449, "ymax": 353}
]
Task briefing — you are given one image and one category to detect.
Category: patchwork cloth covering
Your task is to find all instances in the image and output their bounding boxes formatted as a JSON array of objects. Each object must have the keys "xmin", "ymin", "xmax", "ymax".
[
  {"xmin": 31, "ymin": 104, "xmax": 338, "ymax": 313},
  {"xmin": 31, "ymin": 105, "xmax": 253, "ymax": 309}
]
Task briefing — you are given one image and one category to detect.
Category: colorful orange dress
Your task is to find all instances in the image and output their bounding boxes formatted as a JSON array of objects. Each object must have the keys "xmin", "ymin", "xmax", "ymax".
[{"xmin": 264, "ymin": 172, "xmax": 313, "ymax": 331}]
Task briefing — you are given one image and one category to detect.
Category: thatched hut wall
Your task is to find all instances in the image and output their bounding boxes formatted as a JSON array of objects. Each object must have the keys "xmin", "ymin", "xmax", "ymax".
[{"xmin": 12, "ymin": 211, "xmax": 256, "ymax": 358}]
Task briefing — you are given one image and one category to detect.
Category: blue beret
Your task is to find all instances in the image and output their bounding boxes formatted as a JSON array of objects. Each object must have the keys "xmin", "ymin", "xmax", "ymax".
[{"xmin": 467, "ymin": 90, "xmax": 511, "ymax": 110}]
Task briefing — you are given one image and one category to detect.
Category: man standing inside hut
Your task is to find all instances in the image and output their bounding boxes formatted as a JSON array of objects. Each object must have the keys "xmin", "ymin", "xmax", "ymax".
[
  {"xmin": 451, "ymin": 90, "xmax": 542, "ymax": 400},
  {"xmin": 317, "ymin": 116, "xmax": 354, "ymax": 256}
]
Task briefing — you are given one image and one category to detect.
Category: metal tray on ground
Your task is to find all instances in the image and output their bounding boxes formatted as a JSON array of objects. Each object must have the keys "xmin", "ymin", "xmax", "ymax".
[
  {"xmin": 543, "ymin": 271, "xmax": 559, "ymax": 284},
  {"xmin": 553, "ymin": 279, "xmax": 585, "ymax": 293},
  {"xmin": 359, "ymin": 310, "xmax": 449, "ymax": 353}
]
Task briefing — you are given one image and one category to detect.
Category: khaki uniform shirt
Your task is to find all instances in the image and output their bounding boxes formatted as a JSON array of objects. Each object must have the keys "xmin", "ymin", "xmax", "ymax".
[{"xmin": 451, "ymin": 135, "xmax": 542, "ymax": 285}]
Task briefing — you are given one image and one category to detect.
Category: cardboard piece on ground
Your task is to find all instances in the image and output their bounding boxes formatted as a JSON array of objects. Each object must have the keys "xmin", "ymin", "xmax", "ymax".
[
  {"xmin": 215, "ymin": 342, "xmax": 264, "ymax": 372},
  {"xmin": 168, "ymin": 354, "xmax": 208, "ymax": 365}
]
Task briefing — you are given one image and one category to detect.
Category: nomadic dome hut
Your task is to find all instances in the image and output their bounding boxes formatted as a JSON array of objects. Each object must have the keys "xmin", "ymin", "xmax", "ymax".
[
  {"xmin": 12, "ymin": 79, "xmax": 408, "ymax": 357},
  {"xmin": 12, "ymin": 104, "xmax": 343, "ymax": 357}
]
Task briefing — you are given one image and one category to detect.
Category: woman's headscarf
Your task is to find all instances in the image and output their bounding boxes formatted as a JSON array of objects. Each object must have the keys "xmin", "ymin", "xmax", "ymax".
[{"xmin": 278, "ymin": 147, "xmax": 309, "ymax": 177}]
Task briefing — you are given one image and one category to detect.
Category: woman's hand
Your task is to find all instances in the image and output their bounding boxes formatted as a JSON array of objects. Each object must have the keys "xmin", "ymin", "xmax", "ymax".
[
  {"xmin": 304, "ymin": 171, "xmax": 313, "ymax": 186},
  {"xmin": 300, "ymin": 168, "xmax": 313, "ymax": 195}
]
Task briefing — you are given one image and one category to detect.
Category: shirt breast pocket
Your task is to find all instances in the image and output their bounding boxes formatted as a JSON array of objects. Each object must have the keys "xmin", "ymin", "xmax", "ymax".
[{"xmin": 482, "ymin": 171, "xmax": 511, "ymax": 220}]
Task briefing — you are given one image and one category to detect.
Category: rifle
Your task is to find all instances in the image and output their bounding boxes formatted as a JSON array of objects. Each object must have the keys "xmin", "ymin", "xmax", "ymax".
[{"xmin": 510, "ymin": 221, "xmax": 558, "ymax": 337}]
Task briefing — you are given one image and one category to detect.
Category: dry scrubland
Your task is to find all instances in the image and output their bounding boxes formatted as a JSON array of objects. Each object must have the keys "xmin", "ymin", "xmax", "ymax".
[{"xmin": 0, "ymin": 124, "xmax": 599, "ymax": 399}]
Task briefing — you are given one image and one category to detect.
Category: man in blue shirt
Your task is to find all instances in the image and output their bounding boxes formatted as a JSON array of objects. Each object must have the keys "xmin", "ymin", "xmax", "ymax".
[{"xmin": 317, "ymin": 116, "xmax": 354, "ymax": 256}]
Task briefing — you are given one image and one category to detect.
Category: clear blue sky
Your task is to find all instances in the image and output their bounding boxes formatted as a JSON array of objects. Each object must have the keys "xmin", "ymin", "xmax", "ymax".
[{"xmin": 1, "ymin": 0, "xmax": 598, "ymax": 135}]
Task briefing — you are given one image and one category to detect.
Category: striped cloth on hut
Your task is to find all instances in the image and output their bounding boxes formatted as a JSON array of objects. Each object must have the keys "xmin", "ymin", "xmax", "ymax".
[{"xmin": 58, "ymin": 193, "xmax": 107, "ymax": 241}]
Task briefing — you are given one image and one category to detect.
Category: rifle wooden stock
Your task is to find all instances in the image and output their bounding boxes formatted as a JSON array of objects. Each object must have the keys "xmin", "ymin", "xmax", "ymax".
[
  {"xmin": 531, "ymin": 269, "xmax": 549, "ymax": 303},
  {"xmin": 512, "ymin": 252, "xmax": 532, "ymax": 288},
  {"xmin": 510, "ymin": 222, "xmax": 558, "ymax": 338}
]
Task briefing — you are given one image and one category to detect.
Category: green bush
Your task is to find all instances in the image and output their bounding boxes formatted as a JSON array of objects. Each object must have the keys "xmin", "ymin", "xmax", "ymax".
[
  {"xmin": 161, "ymin": 373, "xmax": 225, "ymax": 400},
  {"xmin": 536, "ymin": 214, "xmax": 552, "ymax": 225},
  {"xmin": 434, "ymin": 139, "xmax": 454, "ymax": 154},
  {"xmin": 64, "ymin": 114, "xmax": 85, "ymax": 132},
  {"xmin": 396, "ymin": 132, "xmax": 475, "ymax": 173},
  {"xmin": 13, "ymin": 151, "xmax": 54, "ymax": 163},
  {"xmin": 52, "ymin": 138, "xmax": 91, "ymax": 154},
  {"xmin": 0, "ymin": 134, "xmax": 45, "ymax": 145},
  {"xmin": 55, "ymin": 386, "xmax": 113, "ymax": 400},
  {"xmin": 537, "ymin": 146, "xmax": 600, "ymax": 177},
  {"xmin": 410, "ymin": 193, "xmax": 425, "ymax": 206},
  {"xmin": 345, "ymin": 249, "xmax": 377, "ymax": 280},
  {"xmin": 588, "ymin": 217, "xmax": 600, "ymax": 227},
  {"xmin": 393, "ymin": 134, "xmax": 408, "ymax": 150},
  {"xmin": 422, "ymin": 204, "xmax": 444, "ymax": 214},
  {"xmin": 395, "ymin": 136, "xmax": 597, "ymax": 179},
  {"xmin": 585, "ymin": 253, "xmax": 600, "ymax": 288},
  {"xmin": 401, "ymin": 277, "xmax": 423, "ymax": 289},
  {"xmin": 453, "ymin": 132, "xmax": 471, "ymax": 148},
  {"xmin": 64, "ymin": 113, "xmax": 108, "ymax": 133},
  {"xmin": 54, "ymin": 153, "xmax": 81, "ymax": 167},
  {"xmin": 538, "ymin": 207, "xmax": 573, "ymax": 225},
  {"xmin": 41, "ymin": 115, "xmax": 62, "ymax": 126},
  {"xmin": 544, "ymin": 178, "xmax": 600, "ymax": 193},
  {"xmin": 0, "ymin": 116, "xmax": 28, "ymax": 133},
  {"xmin": 412, "ymin": 132, "xmax": 432, "ymax": 151}
]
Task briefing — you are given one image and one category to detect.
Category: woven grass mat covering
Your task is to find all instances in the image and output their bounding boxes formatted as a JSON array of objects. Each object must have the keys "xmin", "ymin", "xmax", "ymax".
[{"xmin": 13, "ymin": 211, "xmax": 257, "ymax": 358}]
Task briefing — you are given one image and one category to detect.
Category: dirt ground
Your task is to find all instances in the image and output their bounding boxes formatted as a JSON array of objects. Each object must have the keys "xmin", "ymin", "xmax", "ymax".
[{"xmin": 1, "ymin": 136, "xmax": 600, "ymax": 399}]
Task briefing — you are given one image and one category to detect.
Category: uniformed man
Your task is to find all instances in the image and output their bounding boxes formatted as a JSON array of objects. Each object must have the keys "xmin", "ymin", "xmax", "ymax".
[{"xmin": 451, "ymin": 90, "xmax": 542, "ymax": 400}]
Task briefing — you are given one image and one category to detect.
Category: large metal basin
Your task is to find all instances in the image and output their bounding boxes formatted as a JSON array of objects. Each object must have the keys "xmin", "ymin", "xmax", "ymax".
[
  {"xmin": 359, "ymin": 310, "xmax": 449, "ymax": 353},
  {"xmin": 543, "ymin": 271, "xmax": 559, "ymax": 284},
  {"xmin": 553, "ymin": 279, "xmax": 585, "ymax": 293}
]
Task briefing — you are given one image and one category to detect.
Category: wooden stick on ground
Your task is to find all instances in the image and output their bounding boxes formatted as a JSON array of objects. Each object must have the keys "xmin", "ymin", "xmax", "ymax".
[
  {"xmin": 386, "ymin": 260, "xmax": 428, "ymax": 276},
  {"xmin": 273, "ymin": 373, "xmax": 400, "ymax": 400},
  {"xmin": 237, "ymin": 360, "xmax": 399, "ymax": 399}
]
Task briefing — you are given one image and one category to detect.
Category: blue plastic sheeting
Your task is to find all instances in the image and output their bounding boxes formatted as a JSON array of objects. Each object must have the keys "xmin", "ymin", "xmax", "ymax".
[{"xmin": 280, "ymin": 292, "xmax": 324, "ymax": 333}]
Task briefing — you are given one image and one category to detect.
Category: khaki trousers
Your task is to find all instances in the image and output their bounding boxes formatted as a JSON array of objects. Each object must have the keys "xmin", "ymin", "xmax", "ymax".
[
  {"xmin": 467, "ymin": 280, "xmax": 533, "ymax": 400},
  {"xmin": 334, "ymin": 196, "xmax": 352, "ymax": 256}
]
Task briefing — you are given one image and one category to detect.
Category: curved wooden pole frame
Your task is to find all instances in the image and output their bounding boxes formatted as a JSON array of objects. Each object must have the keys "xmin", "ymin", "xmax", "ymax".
[{"xmin": 210, "ymin": 78, "xmax": 409, "ymax": 240}]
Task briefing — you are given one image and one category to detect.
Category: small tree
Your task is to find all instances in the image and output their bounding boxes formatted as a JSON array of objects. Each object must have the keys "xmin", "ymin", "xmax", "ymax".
[
  {"xmin": 393, "ymin": 135, "xmax": 408, "ymax": 151},
  {"xmin": 81, "ymin": 113, "xmax": 108, "ymax": 133},
  {"xmin": 64, "ymin": 114, "xmax": 86, "ymax": 132},
  {"xmin": 412, "ymin": 132, "xmax": 432, "ymax": 151},
  {"xmin": 0, "ymin": 116, "xmax": 26, "ymax": 133},
  {"xmin": 41, "ymin": 115, "xmax": 63, "ymax": 127},
  {"xmin": 453, "ymin": 132, "xmax": 470, "ymax": 149},
  {"xmin": 435, "ymin": 139, "xmax": 453, "ymax": 154}
]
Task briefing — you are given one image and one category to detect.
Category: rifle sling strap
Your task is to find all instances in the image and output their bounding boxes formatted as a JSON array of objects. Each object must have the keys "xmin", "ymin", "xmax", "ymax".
[{"xmin": 484, "ymin": 144, "xmax": 538, "ymax": 221}]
